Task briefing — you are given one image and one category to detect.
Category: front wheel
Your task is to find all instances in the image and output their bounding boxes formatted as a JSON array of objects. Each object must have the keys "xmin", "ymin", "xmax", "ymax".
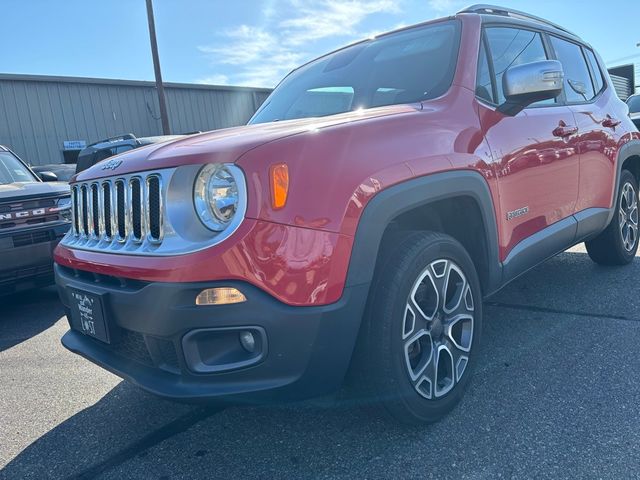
[
  {"xmin": 355, "ymin": 231, "xmax": 482, "ymax": 424},
  {"xmin": 586, "ymin": 169, "xmax": 639, "ymax": 265}
]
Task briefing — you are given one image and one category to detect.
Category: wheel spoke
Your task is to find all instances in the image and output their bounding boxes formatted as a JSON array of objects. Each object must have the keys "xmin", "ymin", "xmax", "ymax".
[
  {"xmin": 434, "ymin": 343, "xmax": 455, "ymax": 397},
  {"xmin": 445, "ymin": 314, "xmax": 474, "ymax": 353},
  {"xmin": 442, "ymin": 262, "xmax": 467, "ymax": 315},
  {"xmin": 409, "ymin": 268, "xmax": 440, "ymax": 322}
]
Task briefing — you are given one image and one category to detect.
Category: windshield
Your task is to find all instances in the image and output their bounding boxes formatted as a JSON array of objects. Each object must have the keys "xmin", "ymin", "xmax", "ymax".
[
  {"xmin": 249, "ymin": 20, "xmax": 460, "ymax": 124},
  {"xmin": 0, "ymin": 151, "xmax": 37, "ymax": 184},
  {"xmin": 628, "ymin": 95, "xmax": 640, "ymax": 113}
]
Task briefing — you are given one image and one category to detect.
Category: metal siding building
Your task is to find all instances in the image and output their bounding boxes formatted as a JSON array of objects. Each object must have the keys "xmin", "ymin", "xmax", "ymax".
[{"xmin": 0, "ymin": 74, "xmax": 272, "ymax": 166}]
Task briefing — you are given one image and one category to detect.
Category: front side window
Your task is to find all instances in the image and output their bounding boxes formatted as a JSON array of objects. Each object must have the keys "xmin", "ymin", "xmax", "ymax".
[
  {"xmin": 250, "ymin": 20, "xmax": 461, "ymax": 124},
  {"xmin": 485, "ymin": 27, "xmax": 551, "ymax": 105},
  {"xmin": 549, "ymin": 36, "xmax": 596, "ymax": 103},
  {"xmin": 0, "ymin": 152, "xmax": 37, "ymax": 184}
]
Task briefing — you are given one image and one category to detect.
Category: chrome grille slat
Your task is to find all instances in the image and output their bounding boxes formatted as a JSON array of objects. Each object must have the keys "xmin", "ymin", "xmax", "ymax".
[
  {"xmin": 130, "ymin": 177, "xmax": 144, "ymax": 242},
  {"xmin": 102, "ymin": 181, "xmax": 113, "ymax": 240},
  {"xmin": 91, "ymin": 183, "xmax": 100, "ymax": 238},
  {"xmin": 115, "ymin": 179, "xmax": 127, "ymax": 241},
  {"xmin": 72, "ymin": 186, "xmax": 79, "ymax": 235},
  {"xmin": 80, "ymin": 185, "xmax": 88, "ymax": 237},
  {"xmin": 146, "ymin": 175, "xmax": 163, "ymax": 243}
]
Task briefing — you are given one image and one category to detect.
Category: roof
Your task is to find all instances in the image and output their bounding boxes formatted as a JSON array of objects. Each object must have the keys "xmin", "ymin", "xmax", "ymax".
[{"xmin": 0, "ymin": 73, "xmax": 273, "ymax": 93}]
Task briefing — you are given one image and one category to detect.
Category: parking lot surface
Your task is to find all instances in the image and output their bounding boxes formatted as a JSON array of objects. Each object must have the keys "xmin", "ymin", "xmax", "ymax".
[{"xmin": 2, "ymin": 244, "xmax": 640, "ymax": 479}]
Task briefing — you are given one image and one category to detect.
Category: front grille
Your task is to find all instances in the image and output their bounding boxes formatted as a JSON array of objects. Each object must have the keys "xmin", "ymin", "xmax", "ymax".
[
  {"xmin": 12, "ymin": 229, "xmax": 55, "ymax": 247},
  {"xmin": 71, "ymin": 172, "xmax": 163, "ymax": 247},
  {"xmin": 111, "ymin": 330, "xmax": 154, "ymax": 367}
]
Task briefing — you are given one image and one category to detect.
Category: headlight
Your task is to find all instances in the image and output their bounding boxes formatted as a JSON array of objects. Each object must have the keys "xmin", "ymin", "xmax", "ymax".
[{"xmin": 193, "ymin": 164, "xmax": 242, "ymax": 232}]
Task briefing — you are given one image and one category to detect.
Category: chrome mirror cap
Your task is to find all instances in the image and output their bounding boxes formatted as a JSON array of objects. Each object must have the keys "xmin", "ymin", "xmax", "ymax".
[{"xmin": 499, "ymin": 60, "xmax": 564, "ymax": 115}]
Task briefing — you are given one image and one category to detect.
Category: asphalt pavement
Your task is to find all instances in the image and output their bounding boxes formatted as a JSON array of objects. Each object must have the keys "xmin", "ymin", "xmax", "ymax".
[{"xmin": 2, "ymin": 244, "xmax": 640, "ymax": 479}]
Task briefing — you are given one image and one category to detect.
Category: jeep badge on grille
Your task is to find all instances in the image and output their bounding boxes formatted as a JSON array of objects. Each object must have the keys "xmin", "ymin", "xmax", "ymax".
[{"xmin": 101, "ymin": 159, "xmax": 123, "ymax": 171}]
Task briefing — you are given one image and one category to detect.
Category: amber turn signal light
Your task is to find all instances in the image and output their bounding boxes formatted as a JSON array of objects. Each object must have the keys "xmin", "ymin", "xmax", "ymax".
[
  {"xmin": 269, "ymin": 163, "xmax": 289, "ymax": 209},
  {"xmin": 195, "ymin": 287, "xmax": 246, "ymax": 305}
]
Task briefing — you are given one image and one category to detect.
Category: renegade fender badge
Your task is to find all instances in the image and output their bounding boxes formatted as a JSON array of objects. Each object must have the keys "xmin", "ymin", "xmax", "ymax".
[
  {"xmin": 101, "ymin": 158, "xmax": 123, "ymax": 171},
  {"xmin": 507, "ymin": 207, "xmax": 529, "ymax": 220}
]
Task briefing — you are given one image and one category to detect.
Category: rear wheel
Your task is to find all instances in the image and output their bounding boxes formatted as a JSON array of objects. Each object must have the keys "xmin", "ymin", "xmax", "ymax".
[
  {"xmin": 356, "ymin": 231, "xmax": 482, "ymax": 424},
  {"xmin": 586, "ymin": 169, "xmax": 639, "ymax": 265}
]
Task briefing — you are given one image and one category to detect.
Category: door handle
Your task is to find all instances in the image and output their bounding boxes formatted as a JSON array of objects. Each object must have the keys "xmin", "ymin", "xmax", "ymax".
[
  {"xmin": 553, "ymin": 124, "xmax": 578, "ymax": 138},
  {"xmin": 602, "ymin": 115, "xmax": 621, "ymax": 128}
]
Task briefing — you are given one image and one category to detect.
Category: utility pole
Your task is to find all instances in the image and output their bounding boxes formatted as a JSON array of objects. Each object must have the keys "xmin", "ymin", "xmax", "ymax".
[{"xmin": 145, "ymin": 0, "xmax": 171, "ymax": 135}]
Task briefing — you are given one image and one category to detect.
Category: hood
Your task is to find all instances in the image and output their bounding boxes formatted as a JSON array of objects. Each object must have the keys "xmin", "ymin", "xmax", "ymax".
[
  {"xmin": 0, "ymin": 181, "xmax": 70, "ymax": 202},
  {"xmin": 74, "ymin": 104, "xmax": 418, "ymax": 182}
]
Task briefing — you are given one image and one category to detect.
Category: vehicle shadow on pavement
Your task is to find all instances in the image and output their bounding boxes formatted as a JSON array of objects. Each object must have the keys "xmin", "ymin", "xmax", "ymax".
[
  {"xmin": 0, "ymin": 286, "xmax": 64, "ymax": 352},
  {"xmin": 4, "ymin": 250, "xmax": 640, "ymax": 479}
]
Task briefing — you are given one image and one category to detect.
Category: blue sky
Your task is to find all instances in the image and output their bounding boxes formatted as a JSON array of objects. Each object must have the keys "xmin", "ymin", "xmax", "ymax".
[{"xmin": 1, "ymin": 0, "xmax": 639, "ymax": 88}]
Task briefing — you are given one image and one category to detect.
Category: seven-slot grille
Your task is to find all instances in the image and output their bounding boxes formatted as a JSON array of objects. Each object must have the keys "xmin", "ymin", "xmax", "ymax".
[{"xmin": 71, "ymin": 174, "xmax": 163, "ymax": 245}]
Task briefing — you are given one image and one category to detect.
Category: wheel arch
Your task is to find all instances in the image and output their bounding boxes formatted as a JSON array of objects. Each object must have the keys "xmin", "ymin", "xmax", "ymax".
[
  {"xmin": 345, "ymin": 170, "xmax": 502, "ymax": 298},
  {"xmin": 607, "ymin": 139, "xmax": 640, "ymax": 227}
]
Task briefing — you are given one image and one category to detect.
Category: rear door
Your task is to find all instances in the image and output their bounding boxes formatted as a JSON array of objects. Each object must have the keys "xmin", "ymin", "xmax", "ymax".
[
  {"xmin": 476, "ymin": 26, "xmax": 580, "ymax": 260},
  {"xmin": 548, "ymin": 36, "xmax": 622, "ymax": 220}
]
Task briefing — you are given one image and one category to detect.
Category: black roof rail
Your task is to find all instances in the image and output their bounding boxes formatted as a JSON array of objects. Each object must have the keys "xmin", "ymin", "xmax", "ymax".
[
  {"xmin": 88, "ymin": 133, "xmax": 138, "ymax": 147},
  {"xmin": 458, "ymin": 4, "xmax": 577, "ymax": 37}
]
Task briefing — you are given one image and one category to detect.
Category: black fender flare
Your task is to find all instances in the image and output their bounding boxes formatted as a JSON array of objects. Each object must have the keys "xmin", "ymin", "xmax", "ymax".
[
  {"xmin": 605, "ymin": 139, "xmax": 640, "ymax": 227},
  {"xmin": 344, "ymin": 170, "xmax": 502, "ymax": 297}
]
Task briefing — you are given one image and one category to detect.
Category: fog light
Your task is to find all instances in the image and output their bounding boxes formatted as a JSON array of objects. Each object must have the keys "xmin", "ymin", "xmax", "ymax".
[
  {"xmin": 195, "ymin": 287, "xmax": 246, "ymax": 305},
  {"xmin": 239, "ymin": 331, "xmax": 256, "ymax": 353}
]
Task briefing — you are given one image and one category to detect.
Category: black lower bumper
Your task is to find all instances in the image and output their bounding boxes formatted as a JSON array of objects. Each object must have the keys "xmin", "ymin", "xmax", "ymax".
[
  {"xmin": 55, "ymin": 264, "xmax": 369, "ymax": 403},
  {"xmin": 0, "ymin": 223, "xmax": 69, "ymax": 295}
]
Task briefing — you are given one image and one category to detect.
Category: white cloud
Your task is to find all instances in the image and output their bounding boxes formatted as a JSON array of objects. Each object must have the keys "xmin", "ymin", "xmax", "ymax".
[
  {"xmin": 280, "ymin": 0, "xmax": 401, "ymax": 46},
  {"xmin": 196, "ymin": 74, "xmax": 230, "ymax": 85},
  {"xmin": 197, "ymin": 0, "xmax": 403, "ymax": 87},
  {"xmin": 427, "ymin": 0, "xmax": 462, "ymax": 13}
]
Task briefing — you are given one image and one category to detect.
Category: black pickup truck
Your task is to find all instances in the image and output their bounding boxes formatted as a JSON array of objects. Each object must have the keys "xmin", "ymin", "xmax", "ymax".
[{"xmin": 0, "ymin": 145, "xmax": 71, "ymax": 295}]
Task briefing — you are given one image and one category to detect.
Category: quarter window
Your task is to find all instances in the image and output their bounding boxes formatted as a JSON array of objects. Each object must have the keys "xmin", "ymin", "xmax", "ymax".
[
  {"xmin": 485, "ymin": 27, "xmax": 551, "ymax": 105},
  {"xmin": 584, "ymin": 48, "xmax": 604, "ymax": 94},
  {"xmin": 549, "ymin": 36, "xmax": 596, "ymax": 103},
  {"xmin": 476, "ymin": 40, "xmax": 494, "ymax": 103}
]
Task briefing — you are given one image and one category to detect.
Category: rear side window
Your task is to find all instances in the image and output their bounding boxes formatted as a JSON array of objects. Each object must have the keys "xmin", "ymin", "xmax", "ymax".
[
  {"xmin": 584, "ymin": 48, "xmax": 605, "ymax": 94},
  {"xmin": 549, "ymin": 36, "xmax": 596, "ymax": 103},
  {"xmin": 484, "ymin": 27, "xmax": 550, "ymax": 105}
]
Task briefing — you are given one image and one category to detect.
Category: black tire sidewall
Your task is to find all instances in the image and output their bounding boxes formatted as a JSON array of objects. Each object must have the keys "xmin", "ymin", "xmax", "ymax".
[
  {"xmin": 614, "ymin": 170, "xmax": 639, "ymax": 261},
  {"xmin": 366, "ymin": 232, "xmax": 483, "ymax": 423}
]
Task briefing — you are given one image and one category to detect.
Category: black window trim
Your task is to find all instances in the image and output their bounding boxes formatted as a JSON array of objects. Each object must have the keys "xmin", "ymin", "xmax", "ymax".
[
  {"xmin": 545, "ymin": 33, "xmax": 608, "ymax": 106},
  {"xmin": 475, "ymin": 22, "xmax": 567, "ymax": 111},
  {"xmin": 476, "ymin": 21, "xmax": 609, "ymax": 110}
]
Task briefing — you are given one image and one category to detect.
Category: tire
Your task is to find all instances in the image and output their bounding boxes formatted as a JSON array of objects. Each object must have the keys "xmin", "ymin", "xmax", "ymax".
[
  {"xmin": 354, "ymin": 231, "xmax": 482, "ymax": 424},
  {"xmin": 586, "ymin": 169, "xmax": 639, "ymax": 265}
]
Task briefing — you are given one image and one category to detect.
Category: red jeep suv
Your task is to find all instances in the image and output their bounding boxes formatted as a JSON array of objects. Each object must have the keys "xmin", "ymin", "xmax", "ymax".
[{"xmin": 54, "ymin": 5, "xmax": 640, "ymax": 423}]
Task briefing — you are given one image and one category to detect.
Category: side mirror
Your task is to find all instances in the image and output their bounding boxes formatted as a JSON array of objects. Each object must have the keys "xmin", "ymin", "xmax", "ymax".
[
  {"xmin": 38, "ymin": 171, "xmax": 58, "ymax": 182},
  {"xmin": 498, "ymin": 60, "xmax": 564, "ymax": 116}
]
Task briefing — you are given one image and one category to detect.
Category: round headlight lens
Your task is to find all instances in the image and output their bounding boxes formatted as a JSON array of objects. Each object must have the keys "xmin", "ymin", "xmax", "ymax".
[{"xmin": 193, "ymin": 164, "xmax": 240, "ymax": 232}]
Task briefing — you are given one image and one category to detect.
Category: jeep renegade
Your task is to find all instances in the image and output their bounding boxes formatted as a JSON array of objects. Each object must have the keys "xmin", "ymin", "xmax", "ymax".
[{"xmin": 54, "ymin": 5, "xmax": 640, "ymax": 423}]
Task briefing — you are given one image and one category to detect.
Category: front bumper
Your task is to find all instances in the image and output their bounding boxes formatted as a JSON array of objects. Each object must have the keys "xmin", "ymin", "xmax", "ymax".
[
  {"xmin": 0, "ymin": 223, "xmax": 69, "ymax": 294},
  {"xmin": 55, "ymin": 264, "xmax": 368, "ymax": 403}
]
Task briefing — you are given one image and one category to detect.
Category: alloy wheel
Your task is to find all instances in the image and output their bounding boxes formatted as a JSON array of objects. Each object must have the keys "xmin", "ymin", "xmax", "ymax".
[
  {"xmin": 619, "ymin": 181, "xmax": 638, "ymax": 252},
  {"xmin": 402, "ymin": 258, "xmax": 474, "ymax": 400}
]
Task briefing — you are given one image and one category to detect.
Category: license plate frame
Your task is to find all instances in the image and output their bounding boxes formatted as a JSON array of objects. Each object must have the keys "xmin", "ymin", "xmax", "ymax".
[{"xmin": 68, "ymin": 287, "xmax": 111, "ymax": 344}]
